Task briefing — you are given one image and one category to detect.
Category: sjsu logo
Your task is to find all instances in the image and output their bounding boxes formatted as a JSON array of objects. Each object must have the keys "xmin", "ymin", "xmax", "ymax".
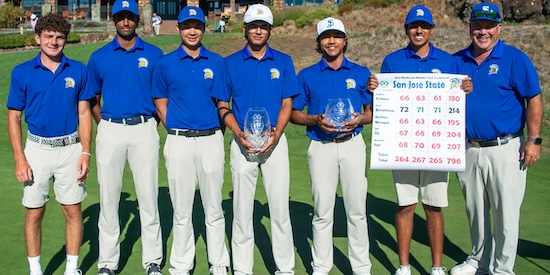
[
  {"xmin": 327, "ymin": 19, "xmax": 334, "ymax": 28},
  {"xmin": 64, "ymin": 77, "xmax": 75, "ymax": 88},
  {"xmin": 138, "ymin": 57, "xmax": 149, "ymax": 68},
  {"xmin": 189, "ymin": 9, "xmax": 197, "ymax": 16},
  {"xmin": 270, "ymin": 68, "xmax": 280, "ymax": 79},
  {"xmin": 489, "ymin": 64, "xmax": 499, "ymax": 75},
  {"xmin": 203, "ymin": 68, "xmax": 213, "ymax": 79},
  {"xmin": 450, "ymin": 78, "xmax": 460, "ymax": 89},
  {"xmin": 122, "ymin": 1, "xmax": 130, "ymax": 8},
  {"xmin": 416, "ymin": 9, "xmax": 424, "ymax": 16},
  {"xmin": 346, "ymin": 78, "xmax": 356, "ymax": 89}
]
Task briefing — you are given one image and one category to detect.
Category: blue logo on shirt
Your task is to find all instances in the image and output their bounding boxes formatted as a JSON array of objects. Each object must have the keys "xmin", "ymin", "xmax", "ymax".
[
  {"xmin": 64, "ymin": 77, "xmax": 75, "ymax": 88},
  {"xmin": 270, "ymin": 68, "xmax": 280, "ymax": 79},
  {"xmin": 138, "ymin": 57, "xmax": 149, "ymax": 68},
  {"xmin": 346, "ymin": 78, "xmax": 356, "ymax": 89},
  {"xmin": 489, "ymin": 64, "xmax": 499, "ymax": 75},
  {"xmin": 204, "ymin": 68, "xmax": 214, "ymax": 79}
]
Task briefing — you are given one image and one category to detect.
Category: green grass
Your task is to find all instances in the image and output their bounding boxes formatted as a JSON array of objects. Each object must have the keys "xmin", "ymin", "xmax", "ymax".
[{"xmin": 0, "ymin": 36, "xmax": 549, "ymax": 274}]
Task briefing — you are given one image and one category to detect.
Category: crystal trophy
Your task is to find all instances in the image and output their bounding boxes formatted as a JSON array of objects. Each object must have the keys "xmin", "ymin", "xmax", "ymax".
[
  {"xmin": 244, "ymin": 107, "xmax": 271, "ymax": 151},
  {"xmin": 324, "ymin": 98, "xmax": 355, "ymax": 130}
]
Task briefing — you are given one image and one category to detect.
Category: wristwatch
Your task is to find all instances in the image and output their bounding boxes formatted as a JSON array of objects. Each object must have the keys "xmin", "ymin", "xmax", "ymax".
[{"xmin": 527, "ymin": 137, "xmax": 543, "ymax": 145}]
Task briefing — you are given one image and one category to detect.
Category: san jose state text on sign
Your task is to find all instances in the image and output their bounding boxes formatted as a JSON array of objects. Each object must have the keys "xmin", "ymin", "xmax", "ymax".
[{"xmin": 370, "ymin": 73, "xmax": 467, "ymax": 172}]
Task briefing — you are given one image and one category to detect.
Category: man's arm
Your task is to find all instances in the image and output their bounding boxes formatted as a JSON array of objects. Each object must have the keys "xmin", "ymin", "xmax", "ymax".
[
  {"xmin": 154, "ymin": 98, "xmax": 168, "ymax": 127},
  {"xmin": 7, "ymin": 109, "xmax": 33, "ymax": 182},
  {"xmin": 77, "ymin": 100, "xmax": 92, "ymax": 182},
  {"xmin": 217, "ymin": 100, "xmax": 253, "ymax": 150},
  {"xmin": 522, "ymin": 93, "xmax": 543, "ymax": 167},
  {"xmin": 90, "ymin": 94, "xmax": 102, "ymax": 124},
  {"xmin": 262, "ymin": 97, "xmax": 292, "ymax": 152}
]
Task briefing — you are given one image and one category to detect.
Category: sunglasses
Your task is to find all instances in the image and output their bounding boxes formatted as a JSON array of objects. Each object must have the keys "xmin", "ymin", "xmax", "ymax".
[{"xmin": 472, "ymin": 10, "xmax": 501, "ymax": 20}]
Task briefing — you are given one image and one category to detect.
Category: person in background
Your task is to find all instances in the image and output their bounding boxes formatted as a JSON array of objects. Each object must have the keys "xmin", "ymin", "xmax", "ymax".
[
  {"xmin": 30, "ymin": 13, "xmax": 38, "ymax": 31},
  {"xmin": 7, "ymin": 13, "xmax": 93, "ymax": 275},
  {"xmin": 290, "ymin": 17, "xmax": 373, "ymax": 275},
  {"xmin": 450, "ymin": 2, "xmax": 543, "ymax": 275},
  {"xmin": 152, "ymin": 6, "xmax": 230, "ymax": 275},
  {"xmin": 87, "ymin": 0, "xmax": 164, "ymax": 274},
  {"xmin": 152, "ymin": 12, "xmax": 162, "ymax": 35}
]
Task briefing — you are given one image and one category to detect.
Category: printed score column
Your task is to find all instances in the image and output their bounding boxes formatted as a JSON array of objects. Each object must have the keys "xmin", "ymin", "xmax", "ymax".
[{"xmin": 370, "ymin": 73, "xmax": 466, "ymax": 172}]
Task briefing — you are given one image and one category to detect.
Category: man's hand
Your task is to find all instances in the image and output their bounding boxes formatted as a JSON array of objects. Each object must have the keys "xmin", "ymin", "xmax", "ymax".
[
  {"xmin": 15, "ymin": 159, "xmax": 33, "ymax": 183},
  {"xmin": 77, "ymin": 154, "xmax": 90, "ymax": 182},
  {"xmin": 461, "ymin": 77, "xmax": 473, "ymax": 94}
]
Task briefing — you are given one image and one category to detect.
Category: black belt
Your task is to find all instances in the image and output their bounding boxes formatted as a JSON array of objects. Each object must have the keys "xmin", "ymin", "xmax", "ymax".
[
  {"xmin": 331, "ymin": 132, "xmax": 355, "ymax": 143},
  {"xmin": 468, "ymin": 131, "xmax": 523, "ymax": 147},
  {"xmin": 167, "ymin": 127, "xmax": 220, "ymax": 137},
  {"xmin": 103, "ymin": 115, "xmax": 153, "ymax": 125}
]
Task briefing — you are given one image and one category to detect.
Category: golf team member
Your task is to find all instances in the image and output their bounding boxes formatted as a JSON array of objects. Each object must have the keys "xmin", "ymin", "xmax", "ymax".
[
  {"xmin": 152, "ymin": 6, "xmax": 230, "ymax": 275},
  {"xmin": 451, "ymin": 3, "xmax": 543, "ymax": 275},
  {"xmin": 290, "ymin": 17, "xmax": 373, "ymax": 275},
  {"xmin": 213, "ymin": 4, "xmax": 298, "ymax": 274},
  {"xmin": 7, "ymin": 13, "xmax": 93, "ymax": 275},
  {"xmin": 87, "ymin": 0, "xmax": 164, "ymax": 274},
  {"xmin": 368, "ymin": 6, "xmax": 471, "ymax": 275}
]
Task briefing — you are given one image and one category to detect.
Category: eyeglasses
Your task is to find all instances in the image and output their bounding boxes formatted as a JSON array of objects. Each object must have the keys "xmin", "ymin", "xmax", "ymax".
[
  {"xmin": 246, "ymin": 23, "xmax": 271, "ymax": 32},
  {"xmin": 472, "ymin": 10, "xmax": 501, "ymax": 20}
]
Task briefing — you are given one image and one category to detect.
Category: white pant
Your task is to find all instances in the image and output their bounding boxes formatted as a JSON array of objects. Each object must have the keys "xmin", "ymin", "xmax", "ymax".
[
  {"xmin": 164, "ymin": 131, "xmax": 230, "ymax": 272},
  {"xmin": 308, "ymin": 134, "xmax": 372, "ymax": 275},
  {"xmin": 96, "ymin": 119, "xmax": 163, "ymax": 270},
  {"xmin": 456, "ymin": 137, "xmax": 526, "ymax": 275},
  {"xmin": 230, "ymin": 133, "xmax": 295, "ymax": 275}
]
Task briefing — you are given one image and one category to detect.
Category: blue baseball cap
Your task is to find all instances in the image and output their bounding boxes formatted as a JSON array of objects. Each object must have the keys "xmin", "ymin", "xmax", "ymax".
[
  {"xmin": 112, "ymin": 0, "xmax": 139, "ymax": 16},
  {"xmin": 177, "ymin": 6, "xmax": 205, "ymax": 24},
  {"xmin": 470, "ymin": 2, "xmax": 502, "ymax": 23},
  {"xmin": 405, "ymin": 5, "xmax": 434, "ymax": 26}
]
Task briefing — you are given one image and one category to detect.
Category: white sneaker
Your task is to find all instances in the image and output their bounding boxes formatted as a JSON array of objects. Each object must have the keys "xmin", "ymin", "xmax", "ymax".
[
  {"xmin": 450, "ymin": 261, "xmax": 477, "ymax": 275},
  {"xmin": 431, "ymin": 267, "xmax": 447, "ymax": 275},
  {"xmin": 394, "ymin": 266, "xmax": 411, "ymax": 275},
  {"xmin": 64, "ymin": 269, "xmax": 83, "ymax": 275},
  {"xmin": 209, "ymin": 266, "xmax": 227, "ymax": 275}
]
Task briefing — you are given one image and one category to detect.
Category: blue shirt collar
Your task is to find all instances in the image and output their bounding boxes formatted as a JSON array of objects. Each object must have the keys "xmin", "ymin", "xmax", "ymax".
[
  {"xmin": 319, "ymin": 56, "xmax": 352, "ymax": 71},
  {"xmin": 33, "ymin": 52, "xmax": 70, "ymax": 70},
  {"xmin": 177, "ymin": 45, "xmax": 209, "ymax": 60},
  {"xmin": 241, "ymin": 44, "xmax": 275, "ymax": 61},
  {"xmin": 405, "ymin": 42, "xmax": 437, "ymax": 59},
  {"xmin": 111, "ymin": 35, "xmax": 145, "ymax": 52}
]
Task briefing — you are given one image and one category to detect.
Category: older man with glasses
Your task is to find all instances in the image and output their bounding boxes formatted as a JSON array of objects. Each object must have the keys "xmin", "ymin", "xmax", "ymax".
[{"xmin": 450, "ymin": 3, "xmax": 543, "ymax": 275}]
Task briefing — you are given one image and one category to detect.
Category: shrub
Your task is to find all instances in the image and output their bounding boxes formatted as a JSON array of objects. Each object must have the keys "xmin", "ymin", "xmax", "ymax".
[
  {"xmin": 295, "ymin": 8, "xmax": 335, "ymax": 28},
  {"xmin": 0, "ymin": 2, "xmax": 24, "ymax": 28},
  {"xmin": 273, "ymin": 7, "xmax": 306, "ymax": 27},
  {"xmin": 230, "ymin": 21, "xmax": 244, "ymax": 33},
  {"xmin": 67, "ymin": 32, "xmax": 80, "ymax": 43},
  {"xmin": 337, "ymin": 3, "xmax": 354, "ymax": 16}
]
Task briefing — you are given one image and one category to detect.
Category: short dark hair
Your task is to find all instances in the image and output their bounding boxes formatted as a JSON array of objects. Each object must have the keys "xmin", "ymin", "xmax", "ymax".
[{"xmin": 35, "ymin": 13, "xmax": 71, "ymax": 37}]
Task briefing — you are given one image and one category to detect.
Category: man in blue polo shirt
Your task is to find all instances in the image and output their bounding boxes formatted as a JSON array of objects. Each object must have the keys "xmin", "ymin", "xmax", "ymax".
[
  {"xmin": 290, "ymin": 17, "xmax": 373, "ymax": 275},
  {"xmin": 152, "ymin": 6, "xmax": 230, "ymax": 275},
  {"xmin": 7, "ymin": 13, "xmax": 93, "ymax": 275},
  {"xmin": 368, "ymin": 6, "xmax": 471, "ymax": 275},
  {"xmin": 87, "ymin": 0, "xmax": 164, "ymax": 274},
  {"xmin": 212, "ymin": 4, "xmax": 297, "ymax": 275},
  {"xmin": 450, "ymin": 3, "xmax": 543, "ymax": 275}
]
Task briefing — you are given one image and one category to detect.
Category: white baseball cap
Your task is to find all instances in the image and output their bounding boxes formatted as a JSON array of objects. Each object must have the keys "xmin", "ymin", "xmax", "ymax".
[
  {"xmin": 244, "ymin": 4, "xmax": 273, "ymax": 25},
  {"xmin": 30, "ymin": 13, "xmax": 37, "ymax": 20},
  {"xmin": 317, "ymin": 17, "xmax": 346, "ymax": 36}
]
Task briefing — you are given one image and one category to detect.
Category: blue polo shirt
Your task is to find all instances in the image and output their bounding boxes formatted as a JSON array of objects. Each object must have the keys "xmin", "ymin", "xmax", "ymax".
[
  {"xmin": 87, "ymin": 36, "xmax": 164, "ymax": 119},
  {"xmin": 454, "ymin": 40, "xmax": 541, "ymax": 140},
  {"xmin": 7, "ymin": 53, "xmax": 95, "ymax": 137},
  {"xmin": 293, "ymin": 57, "xmax": 372, "ymax": 141},
  {"xmin": 381, "ymin": 43, "xmax": 457, "ymax": 74},
  {"xmin": 152, "ymin": 45, "xmax": 224, "ymax": 130},
  {"xmin": 212, "ymin": 44, "xmax": 299, "ymax": 130}
]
